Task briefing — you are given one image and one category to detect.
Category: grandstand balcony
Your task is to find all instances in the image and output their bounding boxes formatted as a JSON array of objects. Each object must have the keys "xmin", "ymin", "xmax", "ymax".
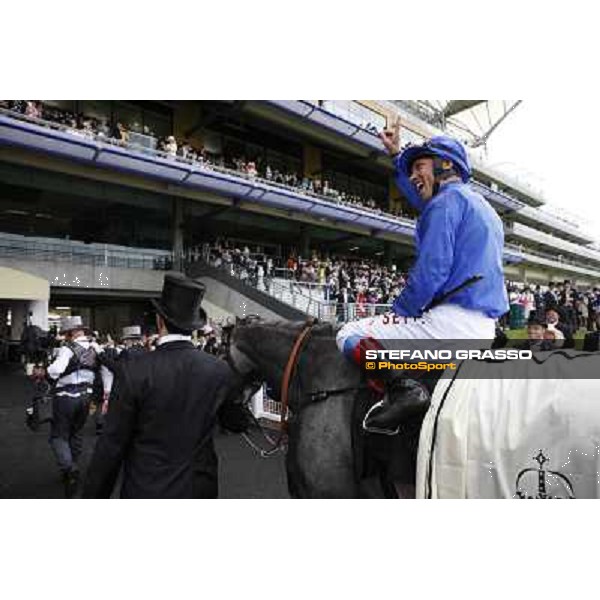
[
  {"xmin": 262, "ymin": 100, "xmax": 386, "ymax": 154},
  {"xmin": 506, "ymin": 221, "xmax": 600, "ymax": 265},
  {"xmin": 0, "ymin": 110, "xmax": 416, "ymax": 244},
  {"xmin": 519, "ymin": 245, "xmax": 600, "ymax": 279},
  {"xmin": 257, "ymin": 101, "xmax": 596, "ymax": 246},
  {"xmin": 503, "ymin": 243, "xmax": 526, "ymax": 265},
  {"xmin": 1, "ymin": 107, "xmax": 593, "ymax": 278},
  {"xmin": 471, "ymin": 179, "xmax": 527, "ymax": 214},
  {"xmin": 515, "ymin": 205, "xmax": 594, "ymax": 245}
]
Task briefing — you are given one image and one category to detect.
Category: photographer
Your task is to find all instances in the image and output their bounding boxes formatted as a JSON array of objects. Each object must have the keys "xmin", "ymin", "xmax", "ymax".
[{"xmin": 44, "ymin": 316, "xmax": 113, "ymax": 497}]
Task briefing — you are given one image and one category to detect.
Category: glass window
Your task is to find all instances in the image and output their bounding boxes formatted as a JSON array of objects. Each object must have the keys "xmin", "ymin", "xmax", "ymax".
[
  {"xmin": 114, "ymin": 102, "xmax": 143, "ymax": 133},
  {"xmin": 80, "ymin": 100, "xmax": 111, "ymax": 123},
  {"xmin": 265, "ymin": 149, "xmax": 300, "ymax": 176},
  {"xmin": 203, "ymin": 130, "xmax": 223, "ymax": 154},
  {"xmin": 245, "ymin": 142, "xmax": 263, "ymax": 163},
  {"xmin": 44, "ymin": 100, "xmax": 76, "ymax": 112},
  {"xmin": 143, "ymin": 111, "xmax": 170, "ymax": 138}
]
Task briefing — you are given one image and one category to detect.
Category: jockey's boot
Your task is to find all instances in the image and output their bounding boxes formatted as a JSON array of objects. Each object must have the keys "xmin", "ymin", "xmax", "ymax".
[
  {"xmin": 362, "ymin": 376, "xmax": 431, "ymax": 436},
  {"xmin": 343, "ymin": 337, "xmax": 432, "ymax": 435}
]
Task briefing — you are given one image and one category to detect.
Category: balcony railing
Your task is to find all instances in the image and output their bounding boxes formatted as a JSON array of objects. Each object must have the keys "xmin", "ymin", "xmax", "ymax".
[
  {"xmin": 0, "ymin": 107, "xmax": 414, "ymax": 228},
  {"xmin": 0, "ymin": 233, "xmax": 173, "ymax": 270}
]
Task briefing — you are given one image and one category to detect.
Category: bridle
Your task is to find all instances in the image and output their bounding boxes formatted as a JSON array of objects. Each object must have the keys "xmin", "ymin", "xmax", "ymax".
[
  {"xmin": 227, "ymin": 316, "xmax": 366, "ymax": 457},
  {"xmin": 278, "ymin": 317, "xmax": 316, "ymax": 434},
  {"xmin": 225, "ymin": 317, "xmax": 316, "ymax": 456}
]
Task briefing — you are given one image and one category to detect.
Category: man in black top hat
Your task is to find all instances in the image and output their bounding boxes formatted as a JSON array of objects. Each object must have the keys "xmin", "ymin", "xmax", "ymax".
[{"xmin": 83, "ymin": 273, "xmax": 233, "ymax": 498}]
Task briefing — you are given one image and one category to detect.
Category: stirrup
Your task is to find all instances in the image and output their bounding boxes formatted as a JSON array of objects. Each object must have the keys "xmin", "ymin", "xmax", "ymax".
[{"xmin": 362, "ymin": 400, "xmax": 401, "ymax": 436}]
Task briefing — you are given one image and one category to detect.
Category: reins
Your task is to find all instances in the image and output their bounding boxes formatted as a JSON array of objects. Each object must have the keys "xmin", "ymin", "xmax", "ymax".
[{"xmin": 231, "ymin": 317, "xmax": 367, "ymax": 458}]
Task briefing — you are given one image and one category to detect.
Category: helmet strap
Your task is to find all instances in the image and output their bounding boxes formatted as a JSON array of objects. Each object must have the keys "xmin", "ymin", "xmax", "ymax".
[{"xmin": 432, "ymin": 157, "xmax": 458, "ymax": 195}]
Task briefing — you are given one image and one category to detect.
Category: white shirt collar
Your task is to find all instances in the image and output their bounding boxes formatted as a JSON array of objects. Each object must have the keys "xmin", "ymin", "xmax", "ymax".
[{"xmin": 157, "ymin": 333, "xmax": 192, "ymax": 346}]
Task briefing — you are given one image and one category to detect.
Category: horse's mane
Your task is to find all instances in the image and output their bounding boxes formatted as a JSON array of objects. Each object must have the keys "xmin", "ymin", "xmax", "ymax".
[
  {"xmin": 235, "ymin": 319, "xmax": 338, "ymax": 342},
  {"xmin": 231, "ymin": 320, "xmax": 343, "ymax": 364}
]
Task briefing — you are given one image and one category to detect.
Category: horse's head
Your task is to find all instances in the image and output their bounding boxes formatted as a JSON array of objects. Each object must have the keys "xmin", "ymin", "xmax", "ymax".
[{"xmin": 225, "ymin": 314, "xmax": 266, "ymax": 407}]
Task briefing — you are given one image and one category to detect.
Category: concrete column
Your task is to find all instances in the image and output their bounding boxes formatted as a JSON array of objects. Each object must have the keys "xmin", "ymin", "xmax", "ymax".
[
  {"xmin": 0, "ymin": 304, "xmax": 9, "ymax": 338},
  {"xmin": 383, "ymin": 241, "xmax": 394, "ymax": 268},
  {"xmin": 173, "ymin": 102, "xmax": 203, "ymax": 145},
  {"xmin": 518, "ymin": 266, "xmax": 527, "ymax": 283},
  {"xmin": 28, "ymin": 300, "xmax": 48, "ymax": 331},
  {"xmin": 172, "ymin": 197, "xmax": 184, "ymax": 272},
  {"xmin": 299, "ymin": 227, "xmax": 311, "ymax": 258},
  {"xmin": 303, "ymin": 144, "xmax": 322, "ymax": 177},
  {"xmin": 10, "ymin": 301, "xmax": 27, "ymax": 341},
  {"xmin": 388, "ymin": 175, "xmax": 402, "ymax": 216}
]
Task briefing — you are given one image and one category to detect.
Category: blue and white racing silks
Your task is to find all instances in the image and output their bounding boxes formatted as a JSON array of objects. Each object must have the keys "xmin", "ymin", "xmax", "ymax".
[{"xmin": 391, "ymin": 160, "xmax": 509, "ymax": 319}]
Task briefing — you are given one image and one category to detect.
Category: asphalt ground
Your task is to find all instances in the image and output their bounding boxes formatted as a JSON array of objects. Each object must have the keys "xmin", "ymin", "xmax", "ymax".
[{"xmin": 0, "ymin": 363, "xmax": 289, "ymax": 499}]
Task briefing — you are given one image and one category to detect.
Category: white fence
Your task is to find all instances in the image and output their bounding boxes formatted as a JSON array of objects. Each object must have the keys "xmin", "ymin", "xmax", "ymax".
[{"xmin": 249, "ymin": 384, "xmax": 284, "ymax": 422}]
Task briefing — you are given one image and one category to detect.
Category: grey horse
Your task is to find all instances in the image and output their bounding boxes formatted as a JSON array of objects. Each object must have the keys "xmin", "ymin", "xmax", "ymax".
[{"xmin": 228, "ymin": 319, "xmax": 423, "ymax": 498}]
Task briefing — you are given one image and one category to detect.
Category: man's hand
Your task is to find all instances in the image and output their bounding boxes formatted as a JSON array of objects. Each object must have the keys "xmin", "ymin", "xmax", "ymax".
[
  {"xmin": 379, "ymin": 116, "xmax": 402, "ymax": 156},
  {"xmin": 101, "ymin": 392, "xmax": 110, "ymax": 415}
]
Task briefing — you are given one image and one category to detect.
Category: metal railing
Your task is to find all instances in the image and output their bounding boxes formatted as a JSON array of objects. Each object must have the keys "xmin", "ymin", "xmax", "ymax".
[
  {"xmin": 205, "ymin": 258, "xmax": 393, "ymax": 322},
  {"xmin": 0, "ymin": 234, "xmax": 173, "ymax": 270}
]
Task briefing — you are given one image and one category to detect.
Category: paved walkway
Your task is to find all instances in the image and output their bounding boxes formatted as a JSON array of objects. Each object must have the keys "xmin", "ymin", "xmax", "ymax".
[{"xmin": 0, "ymin": 363, "xmax": 289, "ymax": 499}]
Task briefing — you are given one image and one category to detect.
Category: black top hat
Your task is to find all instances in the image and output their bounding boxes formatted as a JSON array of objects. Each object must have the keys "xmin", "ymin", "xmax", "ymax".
[{"xmin": 151, "ymin": 273, "xmax": 207, "ymax": 332}]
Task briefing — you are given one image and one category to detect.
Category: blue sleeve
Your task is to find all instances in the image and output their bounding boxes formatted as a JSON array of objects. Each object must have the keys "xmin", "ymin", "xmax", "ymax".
[
  {"xmin": 393, "ymin": 154, "xmax": 426, "ymax": 213},
  {"xmin": 392, "ymin": 197, "xmax": 461, "ymax": 317}
]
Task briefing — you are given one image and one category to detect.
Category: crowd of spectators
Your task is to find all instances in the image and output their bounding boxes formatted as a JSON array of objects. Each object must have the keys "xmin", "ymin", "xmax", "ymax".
[
  {"xmin": 2, "ymin": 101, "xmax": 409, "ymax": 221},
  {"xmin": 505, "ymin": 280, "xmax": 600, "ymax": 331},
  {"xmin": 204, "ymin": 240, "xmax": 600, "ymax": 346},
  {"xmin": 502, "ymin": 279, "xmax": 600, "ymax": 351},
  {"xmin": 1, "ymin": 100, "xmax": 129, "ymax": 141},
  {"xmin": 204, "ymin": 239, "xmax": 407, "ymax": 316}
]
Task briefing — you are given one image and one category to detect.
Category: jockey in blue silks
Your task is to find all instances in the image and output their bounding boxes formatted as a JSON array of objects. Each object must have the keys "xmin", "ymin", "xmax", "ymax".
[{"xmin": 336, "ymin": 126, "xmax": 509, "ymax": 417}]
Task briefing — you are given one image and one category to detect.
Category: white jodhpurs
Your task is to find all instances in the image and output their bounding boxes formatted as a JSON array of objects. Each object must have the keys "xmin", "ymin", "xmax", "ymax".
[{"xmin": 336, "ymin": 304, "xmax": 496, "ymax": 353}]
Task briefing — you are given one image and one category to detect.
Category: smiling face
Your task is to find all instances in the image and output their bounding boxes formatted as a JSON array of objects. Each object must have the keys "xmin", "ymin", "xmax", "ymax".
[{"xmin": 410, "ymin": 156, "xmax": 436, "ymax": 201}]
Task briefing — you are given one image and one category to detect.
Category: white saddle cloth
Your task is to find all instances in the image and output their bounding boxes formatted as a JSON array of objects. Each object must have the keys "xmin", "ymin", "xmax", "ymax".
[{"xmin": 416, "ymin": 351, "xmax": 600, "ymax": 499}]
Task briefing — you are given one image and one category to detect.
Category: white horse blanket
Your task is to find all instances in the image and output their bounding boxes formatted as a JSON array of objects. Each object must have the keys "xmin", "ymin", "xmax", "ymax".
[{"xmin": 416, "ymin": 351, "xmax": 600, "ymax": 499}]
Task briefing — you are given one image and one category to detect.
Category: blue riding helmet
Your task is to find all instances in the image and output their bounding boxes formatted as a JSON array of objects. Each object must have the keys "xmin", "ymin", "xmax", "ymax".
[{"xmin": 397, "ymin": 135, "xmax": 471, "ymax": 183}]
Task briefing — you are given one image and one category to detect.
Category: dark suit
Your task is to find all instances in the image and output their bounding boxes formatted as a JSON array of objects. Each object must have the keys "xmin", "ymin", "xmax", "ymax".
[
  {"xmin": 583, "ymin": 331, "xmax": 600, "ymax": 352},
  {"xmin": 555, "ymin": 322, "xmax": 575, "ymax": 349},
  {"xmin": 83, "ymin": 340, "xmax": 232, "ymax": 498}
]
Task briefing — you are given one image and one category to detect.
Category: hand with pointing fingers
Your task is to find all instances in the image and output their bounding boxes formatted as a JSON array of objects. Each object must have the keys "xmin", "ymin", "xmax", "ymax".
[{"xmin": 379, "ymin": 116, "xmax": 402, "ymax": 156}]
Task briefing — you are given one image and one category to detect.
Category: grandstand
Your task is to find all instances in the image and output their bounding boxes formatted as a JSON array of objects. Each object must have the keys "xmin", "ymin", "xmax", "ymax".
[{"xmin": 1, "ymin": 99, "xmax": 598, "ymax": 338}]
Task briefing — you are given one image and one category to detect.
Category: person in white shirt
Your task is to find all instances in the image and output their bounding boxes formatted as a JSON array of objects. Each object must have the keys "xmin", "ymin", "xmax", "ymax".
[
  {"xmin": 165, "ymin": 135, "xmax": 178, "ymax": 156},
  {"xmin": 45, "ymin": 316, "xmax": 112, "ymax": 497}
]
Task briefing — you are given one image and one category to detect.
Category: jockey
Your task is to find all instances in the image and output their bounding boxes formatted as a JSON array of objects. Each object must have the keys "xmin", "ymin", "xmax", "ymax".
[{"xmin": 336, "ymin": 119, "xmax": 509, "ymax": 418}]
